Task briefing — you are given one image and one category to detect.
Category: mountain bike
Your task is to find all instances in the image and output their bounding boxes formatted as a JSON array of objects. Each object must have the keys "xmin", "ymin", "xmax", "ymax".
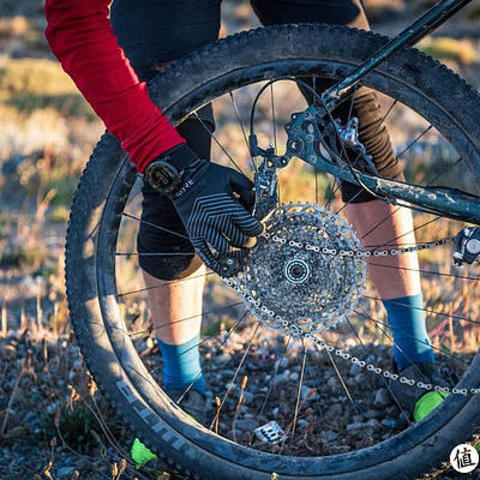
[{"xmin": 65, "ymin": 0, "xmax": 480, "ymax": 478}]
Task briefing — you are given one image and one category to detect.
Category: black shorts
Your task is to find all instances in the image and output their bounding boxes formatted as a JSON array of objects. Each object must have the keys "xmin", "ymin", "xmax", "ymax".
[{"xmin": 110, "ymin": 0, "xmax": 403, "ymax": 279}]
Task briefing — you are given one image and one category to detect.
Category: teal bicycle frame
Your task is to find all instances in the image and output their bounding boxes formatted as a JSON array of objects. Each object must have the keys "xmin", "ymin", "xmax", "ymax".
[{"xmin": 288, "ymin": 0, "xmax": 480, "ymax": 224}]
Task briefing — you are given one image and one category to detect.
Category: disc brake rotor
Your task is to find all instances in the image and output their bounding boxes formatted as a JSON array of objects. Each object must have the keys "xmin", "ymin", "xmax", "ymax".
[{"xmin": 230, "ymin": 203, "xmax": 366, "ymax": 336}]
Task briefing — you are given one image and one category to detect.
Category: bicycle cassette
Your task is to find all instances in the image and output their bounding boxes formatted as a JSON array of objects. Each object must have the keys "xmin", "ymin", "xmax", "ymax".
[{"xmin": 228, "ymin": 203, "xmax": 367, "ymax": 336}]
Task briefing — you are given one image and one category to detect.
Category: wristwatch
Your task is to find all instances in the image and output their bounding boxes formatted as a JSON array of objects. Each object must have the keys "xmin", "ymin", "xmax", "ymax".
[
  {"xmin": 144, "ymin": 158, "xmax": 182, "ymax": 195},
  {"xmin": 143, "ymin": 143, "xmax": 197, "ymax": 195}
]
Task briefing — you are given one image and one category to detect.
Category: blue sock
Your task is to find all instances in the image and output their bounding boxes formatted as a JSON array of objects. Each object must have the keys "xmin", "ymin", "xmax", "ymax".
[
  {"xmin": 382, "ymin": 294, "xmax": 435, "ymax": 371},
  {"xmin": 156, "ymin": 335, "xmax": 206, "ymax": 395}
]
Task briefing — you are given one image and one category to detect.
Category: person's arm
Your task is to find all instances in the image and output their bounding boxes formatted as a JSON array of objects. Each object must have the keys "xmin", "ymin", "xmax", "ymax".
[{"xmin": 44, "ymin": 0, "xmax": 185, "ymax": 172}]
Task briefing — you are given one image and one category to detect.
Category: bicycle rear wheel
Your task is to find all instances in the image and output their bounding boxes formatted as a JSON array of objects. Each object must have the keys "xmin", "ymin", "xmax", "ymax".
[{"xmin": 66, "ymin": 24, "xmax": 480, "ymax": 480}]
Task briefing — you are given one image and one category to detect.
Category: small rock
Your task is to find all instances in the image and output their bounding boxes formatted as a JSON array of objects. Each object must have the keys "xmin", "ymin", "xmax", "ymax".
[
  {"xmin": 354, "ymin": 373, "xmax": 365, "ymax": 384},
  {"xmin": 301, "ymin": 385, "xmax": 319, "ymax": 400},
  {"xmin": 366, "ymin": 354, "xmax": 376, "ymax": 364},
  {"xmin": 275, "ymin": 370, "xmax": 290, "ymax": 383},
  {"xmin": 222, "ymin": 332, "xmax": 243, "ymax": 351},
  {"xmin": 381, "ymin": 418, "xmax": 398, "ymax": 429},
  {"xmin": 352, "ymin": 415, "xmax": 364, "ymax": 423},
  {"xmin": 296, "ymin": 419, "xmax": 309, "ymax": 431},
  {"xmin": 349, "ymin": 363, "xmax": 362, "ymax": 376},
  {"xmin": 0, "ymin": 344, "xmax": 16, "ymax": 360},
  {"xmin": 322, "ymin": 431, "xmax": 338, "ymax": 442},
  {"xmin": 235, "ymin": 419, "xmax": 259, "ymax": 431},
  {"xmin": 347, "ymin": 422, "xmax": 366, "ymax": 431},
  {"xmin": 327, "ymin": 377, "xmax": 337, "ymax": 389},
  {"xmin": 275, "ymin": 357, "xmax": 289, "ymax": 370},
  {"xmin": 366, "ymin": 419, "xmax": 381, "ymax": 429},
  {"xmin": 57, "ymin": 466, "xmax": 76, "ymax": 478},
  {"xmin": 326, "ymin": 404, "xmax": 342, "ymax": 418},
  {"xmin": 374, "ymin": 388, "xmax": 392, "ymax": 407},
  {"xmin": 47, "ymin": 401, "xmax": 60, "ymax": 415},
  {"xmin": 24, "ymin": 412, "xmax": 37, "ymax": 422},
  {"xmin": 272, "ymin": 407, "xmax": 279, "ymax": 418},
  {"xmin": 386, "ymin": 405, "xmax": 399, "ymax": 416},
  {"xmin": 242, "ymin": 392, "xmax": 254, "ymax": 405},
  {"xmin": 289, "ymin": 371, "xmax": 299, "ymax": 381},
  {"xmin": 216, "ymin": 353, "xmax": 232, "ymax": 363},
  {"xmin": 365, "ymin": 409, "xmax": 382, "ymax": 419}
]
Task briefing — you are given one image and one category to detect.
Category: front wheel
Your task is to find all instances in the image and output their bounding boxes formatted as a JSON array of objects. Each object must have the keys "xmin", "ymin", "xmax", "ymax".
[{"xmin": 66, "ymin": 24, "xmax": 480, "ymax": 480}]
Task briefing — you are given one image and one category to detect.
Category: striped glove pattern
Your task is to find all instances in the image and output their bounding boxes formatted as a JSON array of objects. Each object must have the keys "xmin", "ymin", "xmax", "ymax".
[{"xmin": 172, "ymin": 157, "xmax": 263, "ymax": 274}]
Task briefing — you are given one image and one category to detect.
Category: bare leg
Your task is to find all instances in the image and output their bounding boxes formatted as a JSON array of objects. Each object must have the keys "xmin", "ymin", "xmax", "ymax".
[
  {"xmin": 142, "ymin": 266, "xmax": 206, "ymax": 345},
  {"xmin": 344, "ymin": 200, "xmax": 421, "ymax": 299}
]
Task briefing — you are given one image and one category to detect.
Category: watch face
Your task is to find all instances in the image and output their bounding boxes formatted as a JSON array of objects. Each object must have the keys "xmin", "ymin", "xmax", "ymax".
[
  {"xmin": 147, "ymin": 161, "xmax": 179, "ymax": 193},
  {"xmin": 151, "ymin": 164, "xmax": 173, "ymax": 189}
]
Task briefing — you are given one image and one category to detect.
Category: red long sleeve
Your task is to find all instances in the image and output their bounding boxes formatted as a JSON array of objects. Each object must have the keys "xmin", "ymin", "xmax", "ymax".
[{"xmin": 45, "ymin": 0, "xmax": 185, "ymax": 172}]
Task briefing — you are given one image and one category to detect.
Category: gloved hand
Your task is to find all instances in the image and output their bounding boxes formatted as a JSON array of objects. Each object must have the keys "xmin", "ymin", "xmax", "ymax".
[{"xmin": 169, "ymin": 145, "xmax": 263, "ymax": 275}]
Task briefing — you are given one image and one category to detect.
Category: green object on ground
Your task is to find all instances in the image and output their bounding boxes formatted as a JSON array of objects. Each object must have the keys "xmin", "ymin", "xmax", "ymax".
[
  {"xmin": 131, "ymin": 437, "xmax": 157, "ymax": 467},
  {"xmin": 414, "ymin": 391, "xmax": 449, "ymax": 422}
]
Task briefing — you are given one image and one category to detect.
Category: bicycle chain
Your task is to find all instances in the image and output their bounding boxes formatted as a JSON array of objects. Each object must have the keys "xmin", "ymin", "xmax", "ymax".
[
  {"xmin": 223, "ymin": 203, "xmax": 477, "ymax": 396},
  {"xmin": 265, "ymin": 234, "xmax": 454, "ymax": 258}
]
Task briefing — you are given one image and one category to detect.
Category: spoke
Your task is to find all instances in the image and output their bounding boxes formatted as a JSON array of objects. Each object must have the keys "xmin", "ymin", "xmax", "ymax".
[
  {"xmin": 334, "ymin": 188, "xmax": 365, "ymax": 215},
  {"xmin": 365, "ymin": 261, "xmax": 480, "ymax": 282},
  {"xmin": 209, "ymin": 322, "xmax": 261, "ymax": 430},
  {"xmin": 362, "ymin": 294, "xmax": 480, "ymax": 326},
  {"xmin": 116, "ymin": 271, "xmax": 214, "ymax": 298},
  {"xmin": 123, "ymin": 212, "xmax": 190, "ymax": 241},
  {"xmin": 362, "ymin": 216, "xmax": 441, "ymax": 252},
  {"xmin": 304, "ymin": 349, "xmax": 327, "ymax": 417},
  {"xmin": 292, "ymin": 339, "xmax": 308, "ymax": 438},
  {"xmin": 331, "ymin": 98, "xmax": 399, "ymax": 205},
  {"xmin": 270, "ymin": 81, "xmax": 278, "ymax": 153},
  {"xmin": 158, "ymin": 312, "xmax": 249, "ymax": 401},
  {"xmin": 356, "ymin": 308, "xmax": 468, "ymax": 366},
  {"xmin": 346, "ymin": 85, "xmax": 358, "ymax": 125},
  {"xmin": 378, "ymin": 98, "xmax": 399, "ymax": 129},
  {"xmin": 359, "ymin": 153, "xmax": 462, "ymax": 244},
  {"xmin": 116, "ymin": 252, "xmax": 195, "ymax": 257},
  {"xmin": 345, "ymin": 316, "xmax": 411, "ymax": 423},
  {"xmin": 324, "ymin": 175, "xmax": 339, "ymax": 210},
  {"xmin": 316, "ymin": 339, "xmax": 361, "ymax": 417},
  {"xmin": 129, "ymin": 302, "xmax": 243, "ymax": 337},
  {"xmin": 396, "ymin": 125, "xmax": 433, "ymax": 160},
  {"xmin": 249, "ymin": 333, "xmax": 293, "ymax": 448},
  {"xmin": 193, "ymin": 111, "xmax": 246, "ymax": 175},
  {"xmin": 257, "ymin": 335, "xmax": 292, "ymax": 419},
  {"xmin": 178, "ymin": 311, "xmax": 248, "ymax": 359},
  {"xmin": 362, "ymin": 236, "xmax": 453, "ymax": 250},
  {"xmin": 356, "ymin": 306, "xmax": 441, "ymax": 386},
  {"xmin": 229, "ymin": 91, "xmax": 256, "ymax": 172}
]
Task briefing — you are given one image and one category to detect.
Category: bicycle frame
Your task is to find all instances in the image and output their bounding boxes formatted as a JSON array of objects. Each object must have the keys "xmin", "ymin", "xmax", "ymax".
[
  {"xmin": 324, "ymin": 0, "xmax": 475, "ymax": 107},
  {"xmin": 294, "ymin": 0, "xmax": 480, "ymax": 224}
]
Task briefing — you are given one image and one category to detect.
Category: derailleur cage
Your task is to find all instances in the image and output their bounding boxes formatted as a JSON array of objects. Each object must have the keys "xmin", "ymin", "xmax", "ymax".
[{"xmin": 249, "ymin": 135, "xmax": 289, "ymax": 221}]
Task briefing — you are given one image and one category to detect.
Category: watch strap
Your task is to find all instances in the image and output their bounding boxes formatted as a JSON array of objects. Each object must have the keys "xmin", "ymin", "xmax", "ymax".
[{"xmin": 159, "ymin": 143, "xmax": 197, "ymax": 172}]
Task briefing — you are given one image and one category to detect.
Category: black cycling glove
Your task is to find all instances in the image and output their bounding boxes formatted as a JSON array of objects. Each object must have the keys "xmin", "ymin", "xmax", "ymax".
[{"xmin": 168, "ymin": 145, "xmax": 263, "ymax": 274}]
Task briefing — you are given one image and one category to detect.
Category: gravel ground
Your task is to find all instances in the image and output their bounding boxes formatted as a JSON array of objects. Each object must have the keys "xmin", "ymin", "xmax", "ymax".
[{"xmin": 1, "ymin": 321, "xmax": 478, "ymax": 479}]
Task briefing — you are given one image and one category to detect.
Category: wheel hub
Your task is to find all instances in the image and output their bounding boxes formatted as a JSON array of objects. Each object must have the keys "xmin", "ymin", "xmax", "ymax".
[
  {"xmin": 284, "ymin": 258, "xmax": 311, "ymax": 284},
  {"xmin": 230, "ymin": 203, "xmax": 367, "ymax": 336}
]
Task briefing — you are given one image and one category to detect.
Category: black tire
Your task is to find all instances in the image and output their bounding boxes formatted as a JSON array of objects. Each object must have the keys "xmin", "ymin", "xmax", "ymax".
[{"xmin": 66, "ymin": 24, "xmax": 480, "ymax": 480}]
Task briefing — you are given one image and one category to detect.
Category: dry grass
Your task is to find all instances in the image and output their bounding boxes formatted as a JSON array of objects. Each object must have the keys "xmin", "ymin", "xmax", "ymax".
[{"xmin": 0, "ymin": 0, "xmax": 480, "ymax": 479}]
